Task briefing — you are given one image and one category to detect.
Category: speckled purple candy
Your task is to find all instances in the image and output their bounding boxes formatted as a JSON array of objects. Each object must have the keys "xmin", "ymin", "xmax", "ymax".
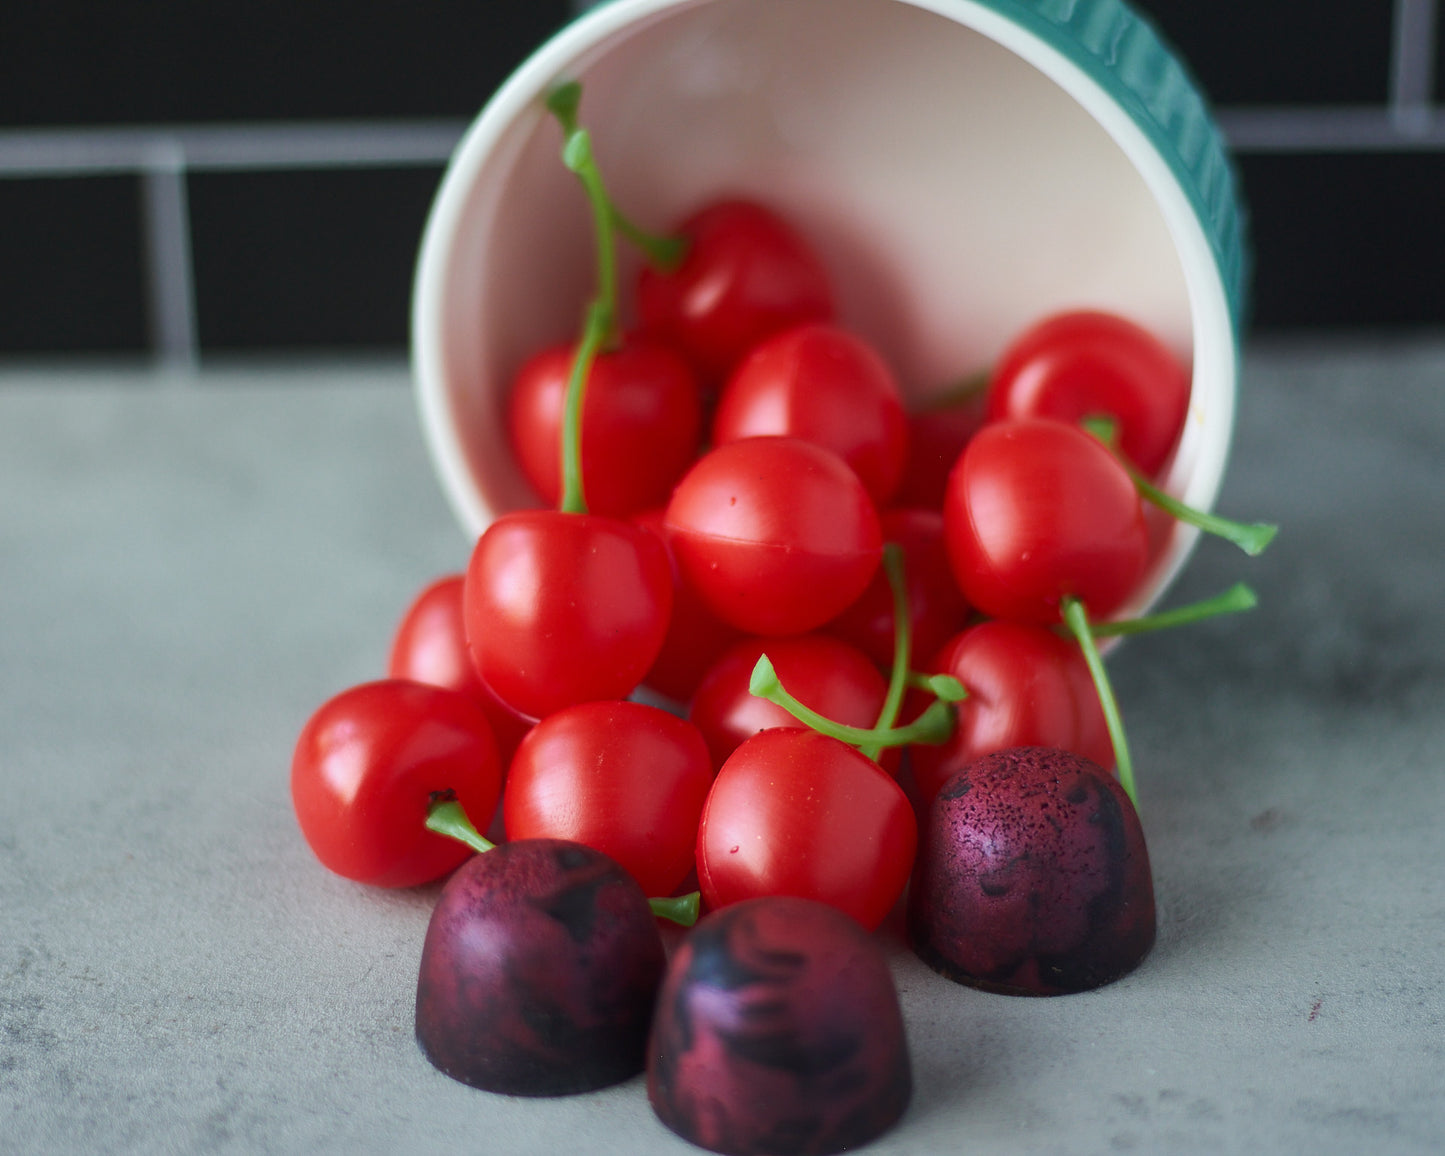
[
  {"xmin": 415, "ymin": 838, "xmax": 666, "ymax": 1095},
  {"xmin": 648, "ymin": 896, "xmax": 911, "ymax": 1156},
  {"xmin": 908, "ymin": 746, "xmax": 1155, "ymax": 996}
]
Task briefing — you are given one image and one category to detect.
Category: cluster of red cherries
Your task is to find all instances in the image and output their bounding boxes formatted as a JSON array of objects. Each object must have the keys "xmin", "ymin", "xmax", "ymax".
[{"xmin": 289, "ymin": 82, "xmax": 1273, "ymax": 1154}]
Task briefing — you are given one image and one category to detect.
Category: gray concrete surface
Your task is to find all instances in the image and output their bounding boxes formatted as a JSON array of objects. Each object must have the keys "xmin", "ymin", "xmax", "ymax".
[{"xmin": 2, "ymin": 339, "xmax": 1442, "ymax": 1154}]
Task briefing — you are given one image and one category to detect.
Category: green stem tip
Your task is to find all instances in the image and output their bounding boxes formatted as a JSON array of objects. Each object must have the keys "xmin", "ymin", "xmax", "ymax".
[
  {"xmin": 545, "ymin": 81, "xmax": 583, "ymax": 133},
  {"xmin": 544, "ymin": 79, "xmax": 690, "ymax": 515},
  {"xmin": 425, "ymin": 793, "xmax": 495, "ymax": 855},
  {"xmin": 547, "ymin": 80, "xmax": 687, "ymax": 273},
  {"xmin": 1089, "ymin": 582, "xmax": 1258, "ymax": 638},
  {"xmin": 919, "ymin": 672, "xmax": 968, "ymax": 702},
  {"xmin": 611, "ymin": 208, "xmax": 689, "ymax": 272},
  {"xmin": 649, "ymin": 891, "xmax": 701, "ymax": 927},
  {"xmin": 1082, "ymin": 415, "xmax": 1278, "ymax": 556},
  {"xmin": 1141, "ymin": 475, "xmax": 1278, "ymax": 556},
  {"xmin": 916, "ymin": 367, "xmax": 991, "ymax": 413}
]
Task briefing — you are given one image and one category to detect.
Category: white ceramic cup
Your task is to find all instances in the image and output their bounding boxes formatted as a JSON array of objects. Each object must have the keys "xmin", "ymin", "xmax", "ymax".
[{"xmin": 411, "ymin": 0, "xmax": 1249, "ymax": 619}]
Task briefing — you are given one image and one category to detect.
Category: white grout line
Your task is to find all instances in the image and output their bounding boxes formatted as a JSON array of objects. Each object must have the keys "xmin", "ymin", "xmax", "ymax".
[
  {"xmin": 138, "ymin": 143, "xmax": 199, "ymax": 373},
  {"xmin": 0, "ymin": 122, "xmax": 467, "ymax": 177},
  {"xmin": 1392, "ymin": 0, "xmax": 1439, "ymax": 132},
  {"xmin": 0, "ymin": 123, "xmax": 467, "ymax": 370},
  {"xmin": 1215, "ymin": 105, "xmax": 1445, "ymax": 152}
]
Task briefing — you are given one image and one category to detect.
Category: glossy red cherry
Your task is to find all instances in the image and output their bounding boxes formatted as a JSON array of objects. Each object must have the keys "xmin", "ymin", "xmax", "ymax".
[
  {"xmin": 696, "ymin": 728, "xmax": 916, "ymax": 931},
  {"xmin": 986, "ymin": 310, "xmax": 1189, "ymax": 478},
  {"xmin": 463, "ymin": 510, "xmax": 672, "ymax": 719},
  {"xmin": 504, "ymin": 700, "xmax": 714, "ymax": 899},
  {"xmin": 826, "ymin": 508, "xmax": 970, "ymax": 673},
  {"xmin": 712, "ymin": 322, "xmax": 908, "ymax": 506},
  {"xmin": 387, "ymin": 573, "xmax": 535, "ymax": 766},
  {"xmin": 507, "ymin": 335, "xmax": 702, "ymax": 517},
  {"xmin": 907, "ymin": 620, "xmax": 1113, "ymax": 809},
  {"xmin": 665, "ymin": 437, "xmax": 882, "ymax": 637},
  {"xmin": 688, "ymin": 633, "xmax": 891, "ymax": 772},
  {"xmin": 291, "ymin": 680, "xmax": 502, "ymax": 889},
  {"xmin": 636, "ymin": 199, "xmax": 834, "ymax": 387},
  {"xmin": 943, "ymin": 418, "xmax": 1149, "ymax": 625}
]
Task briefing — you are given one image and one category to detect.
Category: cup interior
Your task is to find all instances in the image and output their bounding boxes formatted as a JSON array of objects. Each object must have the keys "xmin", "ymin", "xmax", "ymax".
[{"xmin": 413, "ymin": 0, "xmax": 1238, "ymax": 615}]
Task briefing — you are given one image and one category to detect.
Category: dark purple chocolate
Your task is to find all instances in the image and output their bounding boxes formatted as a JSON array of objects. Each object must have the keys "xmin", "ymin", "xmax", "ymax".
[
  {"xmin": 908, "ymin": 745, "xmax": 1155, "ymax": 996},
  {"xmin": 415, "ymin": 838, "xmax": 666, "ymax": 1095},
  {"xmin": 648, "ymin": 896, "xmax": 910, "ymax": 1156}
]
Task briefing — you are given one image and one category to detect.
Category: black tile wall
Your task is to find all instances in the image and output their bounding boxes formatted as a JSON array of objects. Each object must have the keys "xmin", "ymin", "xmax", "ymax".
[
  {"xmin": 1137, "ymin": 1, "xmax": 1395, "ymax": 106},
  {"xmin": 0, "ymin": 1, "xmax": 573, "ymax": 125},
  {"xmin": 0, "ymin": 1, "xmax": 1441, "ymax": 358},
  {"xmin": 0, "ymin": 176, "xmax": 147, "ymax": 354},
  {"xmin": 1239, "ymin": 151, "xmax": 1445, "ymax": 329},
  {"xmin": 189, "ymin": 167, "xmax": 440, "ymax": 350}
]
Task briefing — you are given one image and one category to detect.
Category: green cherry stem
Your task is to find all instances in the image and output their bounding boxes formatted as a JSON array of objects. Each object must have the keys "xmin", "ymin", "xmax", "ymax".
[
  {"xmin": 557, "ymin": 301, "xmax": 610, "ymax": 515},
  {"xmin": 649, "ymin": 892, "xmax": 701, "ymax": 927},
  {"xmin": 1082, "ymin": 415, "xmax": 1278, "ymax": 556},
  {"xmin": 425, "ymin": 793, "xmax": 495, "ymax": 855},
  {"xmin": 611, "ymin": 210, "xmax": 689, "ymax": 272},
  {"xmin": 906, "ymin": 670, "xmax": 971, "ymax": 700},
  {"xmin": 544, "ymin": 81, "xmax": 690, "ymax": 513},
  {"xmin": 860, "ymin": 543, "xmax": 911, "ymax": 761},
  {"xmin": 1061, "ymin": 597, "xmax": 1137, "ymax": 810},
  {"xmin": 915, "ymin": 367, "xmax": 991, "ymax": 413},
  {"xmin": 1088, "ymin": 582, "xmax": 1258, "ymax": 638},
  {"xmin": 544, "ymin": 81, "xmax": 584, "ymax": 135},
  {"xmin": 547, "ymin": 80, "xmax": 687, "ymax": 273},
  {"xmin": 560, "ymin": 128, "xmax": 620, "ymax": 335},
  {"xmin": 546, "ymin": 82, "xmax": 631, "ymax": 515},
  {"xmin": 427, "ymin": 789, "xmax": 701, "ymax": 926},
  {"xmin": 1132, "ymin": 465, "xmax": 1277, "ymax": 555},
  {"xmin": 750, "ymin": 654, "xmax": 961, "ymax": 749}
]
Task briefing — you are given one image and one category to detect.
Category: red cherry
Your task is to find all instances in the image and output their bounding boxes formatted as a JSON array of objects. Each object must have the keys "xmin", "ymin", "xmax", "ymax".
[
  {"xmin": 987, "ymin": 310, "xmax": 1190, "ymax": 478},
  {"xmin": 826, "ymin": 508, "xmax": 970, "ymax": 672},
  {"xmin": 665, "ymin": 438, "xmax": 882, "ymax": 637},
  {"xmin": 696, "ymin": 728, "xmax": 916, "ymax": 931},
  {"xmin": 387, "ymin": 574, "xmax": 534, "ymax": 765},
  {"xmin": 907, "ymin": 620, "xmax": 1113, "ymax": 809},
  {"xmin": 688, "ymin": 633, "xmax": 891, "ymax": 772},
  {"xmin": 632, "ymin": 508, "xmax": 745, "ymax": 705},
  {"xmin": 894, "ymin": 392, "xmax": 988, "ymax": 510},
  {"xmin": 636, "ymin": 199, "xmax": 834, "ymax": 387},
  {"xmin": 507, "ymin": 335, "xmax": 702, "ymax": 517},
  {"xmin": 712, "ymin": 322, "xmax": 908, "ymax": 506},
  {"xmin": 463, "ymin": 511, "xmax": 672, "ymax": 719},
  {"xmin": 943, "ymin": 418, "xmax": 1149, "ymax": 625}
]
